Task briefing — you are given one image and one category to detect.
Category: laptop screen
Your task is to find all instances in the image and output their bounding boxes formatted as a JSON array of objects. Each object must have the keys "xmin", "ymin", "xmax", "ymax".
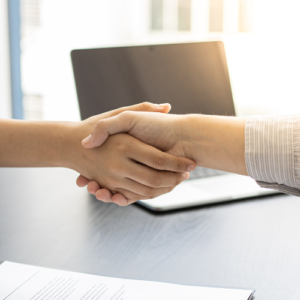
[{"xmin": 71, "ymin": 41, "xmax": 235, "ymax": 119}]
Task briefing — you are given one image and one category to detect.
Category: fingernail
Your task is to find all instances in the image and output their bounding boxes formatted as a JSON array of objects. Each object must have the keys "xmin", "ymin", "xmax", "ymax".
[
  {"xmin": 157, "ymin": 103, "xmax": 170, "ymax": 108},
  {"xmin": 182, "ymin": 172, "xmax": 189, "ymax": 180},
  {"xmin": 187, "ymin": 164, "xmax": 196, "ymax": 172},
  {"xmin": 82, "ymin": 134, "xmax": 92, "ymax": 144}
]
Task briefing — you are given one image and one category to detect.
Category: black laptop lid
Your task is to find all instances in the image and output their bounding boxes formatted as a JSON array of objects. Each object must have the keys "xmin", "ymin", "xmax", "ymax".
[{"xmin": 71, "ymin": 41, "xmax": 235, "ymax": 119}]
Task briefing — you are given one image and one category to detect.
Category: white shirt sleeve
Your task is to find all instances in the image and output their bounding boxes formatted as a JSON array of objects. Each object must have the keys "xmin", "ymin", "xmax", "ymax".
[{"xmin": 245, "ymin": 115, "xmax": 300, "ymax": 196}]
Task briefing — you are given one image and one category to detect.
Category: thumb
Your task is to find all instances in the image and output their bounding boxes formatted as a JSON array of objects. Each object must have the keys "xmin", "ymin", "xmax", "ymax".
[
  {"xmin": 121, "ymin": 102, "xmax": 171, "ymax": 114},
  {"xmin": 82, "ymin": 111, "xmax": 137, "ymax": 148},
  {"xmin": 101, "ymin": 102, "xmax": 171, "ymax": 119}
]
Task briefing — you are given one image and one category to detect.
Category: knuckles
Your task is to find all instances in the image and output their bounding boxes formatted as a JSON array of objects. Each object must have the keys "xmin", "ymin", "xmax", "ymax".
[
  {"xmin": 142, "ymin": 187, "xmax": 156, "ymax": 198},
  {"xmin": 115, "ymin": 142, "xmax": 130, "ymax": 154},
  {"xmin": 97, "ymin": 119, "xmax": 106, "ymax": 127},
  {"xmin": 146, "ymin": 171, "xmax": 182, "ymax": 189},
  {"xmin": 113, "ymin": 139, "xmax": 132, "ymax": 156},
  {"xmin": 174, "ymin": 159, "xmax": 184, "ymax": 172},
  {"xmin": 151, "ymin": 154, "xmax": 165, "ymax": 169},
  {"xmin": 93, "ymin": 119, "xmax": 107, "ymax": 133},
  {"xmin": 142, "ymin": 185, "xmax": 175, "ymax": 200},
  {"xmin": 147, "ymin": 175, "xmax": 163, "ymax": 188},
  {"xmin": 138, "ymin": 102, "xmax": 152, "ymax": 111},
  {"xmin": 119, "ymin": 110, "xmax": 135, "ymax": 121},
  {"xmin": 119, "ymin": 101, "xmax": 153, "ymax": 119},
  {"xmin": 119, "ymin": 101, "xmax": 152, "ymax": 114}
]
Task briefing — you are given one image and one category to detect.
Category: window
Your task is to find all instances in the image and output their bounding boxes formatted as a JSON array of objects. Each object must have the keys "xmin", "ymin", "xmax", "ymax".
[
  {"xmin": 209, "ymin": 0, "xmax": 223, "ymax": 32},
  {"xmin": 151, "ymin": 0, "xmax": 163, "ymax": 30},
  {"xmin": 12, "ymin": 0, "xmax": 300, "ymax": 121},
  {"xmin": 21, "ymin": 0, "xmax": 43, "ymax": 120},
  {"xmin": 150, "ymin": 0, "xmax": 254, "ymax": 34},
  {"xmin": 239, "ymin": 0, "xmax": 253, "ymax": 32},
  {"xmin": 21, "ymin": 0, "xmax": 40, "ymax": 29},
  {"xmin": 150, "ymin": 0, "xmax": 192, "ymax": 32},
  {"xmin": 178, "ymin": 0, "xmax": 191, "ymax": 31}
]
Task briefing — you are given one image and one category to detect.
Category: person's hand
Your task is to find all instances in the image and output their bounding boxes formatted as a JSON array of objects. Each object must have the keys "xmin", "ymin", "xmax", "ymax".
[
  {"xmin": 82, "ymin": 110, "xmax": 190, "ymax": 158},
  {"xmin": 76, "ymin": 133, "xmax": 193, "ymax": 206},
  {"xmin": 81, "ymin": 106, "xmax": 248, "ymax": 179},
  {"xmin": 79, "ymin": 110, "xmax": 193, "ymax": 206},
  {"xmin": 77, "ymin": 102, "xmax": 171, "ymax": 198},
  {"xmin": 75, "ymin": 102, "xmax": 196, "ymax": 205}
]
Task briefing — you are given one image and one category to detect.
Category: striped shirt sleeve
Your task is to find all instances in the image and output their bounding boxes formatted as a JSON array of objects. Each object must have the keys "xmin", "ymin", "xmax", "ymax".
[{"xmin": 245, "ymin": 115, "xmax": 300, "ymax": 196}]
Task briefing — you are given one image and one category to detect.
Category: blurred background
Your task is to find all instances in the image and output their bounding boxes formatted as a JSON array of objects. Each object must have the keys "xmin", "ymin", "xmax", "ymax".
[{"xmin": 1, "ymin": 0, "xmax": 300, "ymax": 121}]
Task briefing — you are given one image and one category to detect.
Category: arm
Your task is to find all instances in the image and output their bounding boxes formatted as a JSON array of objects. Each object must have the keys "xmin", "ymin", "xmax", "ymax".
[
  {"xmin": 81, "ymin": 112, "xmax": 247, "ymax": 206},
  {"xmin": 0, "ymin": 119, "xmax": 80, "ymax": 168},
  {"xmin": 0, "ymin": 103, "xmax": 196, "ymax": 205},
  {"xmin": 0, "ymin": 102, "xmax": 170, "ymax": 167},
  {"xmin": 245, "ymin": 115, "xmax": 300, "ymax": 196},
  {"xmin": 83, "ymin": 110, "xmax": 300, "ymax": 202}
]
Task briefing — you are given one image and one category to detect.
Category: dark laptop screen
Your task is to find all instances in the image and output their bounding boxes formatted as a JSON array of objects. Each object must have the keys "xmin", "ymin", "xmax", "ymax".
[{"xmin": 71, "ymin": 41, "xmax": 235, "ymax": 119}]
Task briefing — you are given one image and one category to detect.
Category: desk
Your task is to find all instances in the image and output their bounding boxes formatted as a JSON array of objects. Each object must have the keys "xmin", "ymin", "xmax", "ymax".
[{"xmin": 1, "ymin": 167, "xmax": 300, "ymax": 299}]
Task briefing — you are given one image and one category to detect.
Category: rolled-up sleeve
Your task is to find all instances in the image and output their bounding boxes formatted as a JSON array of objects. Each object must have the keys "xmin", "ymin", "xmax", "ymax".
[{"xmin": 245, "ymin": 115, "xmax": 300, "ymax": 196}]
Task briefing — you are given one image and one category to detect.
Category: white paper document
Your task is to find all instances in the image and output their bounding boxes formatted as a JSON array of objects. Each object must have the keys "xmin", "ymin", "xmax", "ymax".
[{"xmin": 0, "ymin": 261, "xmax": 253, "ymax": 300}]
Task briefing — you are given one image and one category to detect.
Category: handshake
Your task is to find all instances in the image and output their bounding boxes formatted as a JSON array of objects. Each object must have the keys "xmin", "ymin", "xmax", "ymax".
[
  {"xmin": 75, "ymin": 102, "xmax": 196, "ymax": 206},
  {"xmin": 75, "ymin": 102, "xmax": 248, "ymax": 206},
  {"xmin": 0, "ymin": 102, "xmax": 247, "ymax": 206}
]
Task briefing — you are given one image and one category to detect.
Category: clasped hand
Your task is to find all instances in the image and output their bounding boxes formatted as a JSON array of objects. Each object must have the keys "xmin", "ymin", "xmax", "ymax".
[{"xmin": 76, "ymin": 103, "xmax": 196, "ymax": 206}]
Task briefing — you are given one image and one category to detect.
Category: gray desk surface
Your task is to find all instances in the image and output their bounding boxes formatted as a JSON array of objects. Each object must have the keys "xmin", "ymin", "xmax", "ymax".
[{"xmin": 1, "ymin": 167, "xmax": 300, "ymax": 299}]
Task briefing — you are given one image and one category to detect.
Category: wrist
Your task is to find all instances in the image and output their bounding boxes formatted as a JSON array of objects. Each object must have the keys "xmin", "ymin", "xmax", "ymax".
[
  {"xmin": 54, "ymin": 121, "xmax": 95, "ymax": 173},
  {"xmin": 181, "ymin": 114, "xmax": 248, "ymax": 175}
]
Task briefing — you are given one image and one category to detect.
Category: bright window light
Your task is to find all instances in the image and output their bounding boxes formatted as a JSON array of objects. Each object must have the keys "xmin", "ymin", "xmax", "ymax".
[{"xmin": 20, "ymin": 0, "xmax": 300, "ymax": 121}]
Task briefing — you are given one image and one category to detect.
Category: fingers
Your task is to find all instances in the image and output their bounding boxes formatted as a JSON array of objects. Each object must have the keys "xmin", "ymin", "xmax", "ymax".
[
  {"xmin": 79, "ymin": 135, "xmax": 193, "ymax": 206},
  {"xmin": 83, "ymin": 181, "xmax": 178, "ymax": 207},
  {"xmin": 118, "ymin": 102, "xmax": 171, "ymax": 114},
  {"xmin": 112, "ymin": 189, "xmax": 143, "ymax": 206},
  {"xmin": 83, "ymin": 178, "xmax": 177, "ymax": 207},
  {"xmin": 89, "ymin": 172, "xmax": 181, "ymax": 205},
  {"xmin": 76, "ymin": 176, "xmax": 102, "ymax": 197},
  {"xmin": 94, "ymin": 189, "xmax": 139, "ymax": 206},
  {"xmin": 112, "ymin": 187, "xmax": 172, "ymax": 206},
  {"xmin": 87, "ymin": 181, "xmax": 101, "ymax": 195},
  {"xmin": 95, "ymin": 188, "xmax": 113, "ymax": 203},
  {"xmin": 131, "ymin": 142, "xmax": 196, "ymax": 172},
  {"xmin": 76, "ymin": 175, "xmax": 91, "ymax": 187},
  {"xmin": 120, "ymin": 150, "xmax": 190, "ymax": 187},
  {"xmin": 79, "ymin": 179, "xmax": 114, "ymax": 203},
  {"xmin": 83, "ymin": 102, "xmax": 171, "ymax": 148},
  {"xmin": 111, "ymin": 193, "xmax": 129, "ymax": 206},
  {"xmin": 82, "ymin": 111, "xmax": 136, "ymax": 148},
  {"xmin": 86, "ymin": 181, "xmax": 113, "ymax": 203},
  {"xmin": 102, "ymin": 102, "xmax": 171, "ymax": 119},
  {"xmin": 120, "ymin": 177, "xmax": 176, "ymax": 198}
]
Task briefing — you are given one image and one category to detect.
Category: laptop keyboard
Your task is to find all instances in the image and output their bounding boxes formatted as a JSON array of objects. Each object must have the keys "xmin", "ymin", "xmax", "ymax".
[{"xmin": 188, "ymin": 167, "xmax": 228, "ymax": 180}]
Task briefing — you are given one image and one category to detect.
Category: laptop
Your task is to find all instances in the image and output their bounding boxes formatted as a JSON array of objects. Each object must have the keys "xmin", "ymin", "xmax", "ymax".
[{"xmin": 71, "ymin": 41, "xmax": 278, "ymax": 211}]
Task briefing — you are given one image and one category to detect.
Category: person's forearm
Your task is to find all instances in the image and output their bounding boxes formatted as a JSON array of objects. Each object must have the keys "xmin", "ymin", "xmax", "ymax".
[
  {"xmin": 181, "ymin": 115, "xmax": 248, "ymax": 176},
  {"xmin": 0, "ymin": 119, "xmax": 86, "ymax": 169},
  {"xmin": 0, "ymin": 103, "xmax": 171, "ymax": 169}
]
